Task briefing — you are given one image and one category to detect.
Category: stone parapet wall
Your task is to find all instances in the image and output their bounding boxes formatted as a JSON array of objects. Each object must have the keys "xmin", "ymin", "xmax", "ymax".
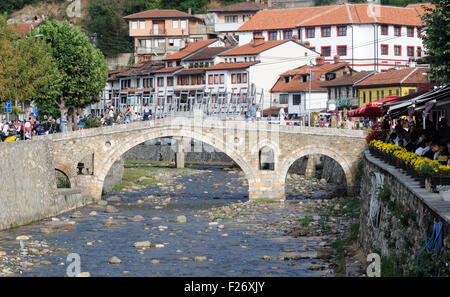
[{"xmin": 359, "ymin": 151, "xmax": 449, "ymax": 262}]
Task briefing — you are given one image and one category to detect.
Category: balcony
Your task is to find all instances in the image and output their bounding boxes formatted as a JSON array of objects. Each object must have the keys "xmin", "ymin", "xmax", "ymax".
[
  {"xmin": 337, "ymin": 97, "xmax": 359, "ymax": 107},
  {"xmin": 136, "ymin": 46, "xmax": 166, "ymax": 55},
  {"xmin": 149, "ymin": 28, "xmax": 167, "ymax": 36}
]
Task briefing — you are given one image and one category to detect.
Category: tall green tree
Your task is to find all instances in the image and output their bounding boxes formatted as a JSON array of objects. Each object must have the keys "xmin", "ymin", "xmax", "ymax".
[
  {"xmin": 36, "ymin": 20, "xmax": 108, "ymax": 130},
  {"xmin": 84, "ymin": 0, "xmax": 133, "ymax": 57},
  {"xmin": 0, "ymin": 14, "xmax": 56, "ymax": 114},
  {"xmin": 421, "ymin": 0, "xmax": 450, "ymax": 85}
]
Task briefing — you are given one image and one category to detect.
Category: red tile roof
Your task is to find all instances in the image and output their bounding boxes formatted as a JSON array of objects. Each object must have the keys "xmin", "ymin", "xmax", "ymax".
[
  {"xmin": 237, "ymin": 3, "xmax": 430, "ymax": 31},
  {"xmin": 124, "ymin": 9, "xmax": 200, "ymax": 20},
  {"xmin": 164, "ymin": 39, "xmax": 219, "ymax": 61},
  {"xmin": 319, "ymin": 71, "xmax": 376, "ymax": 87},
  {"xmin": 208, "ymin": 2, "xmax": 277, "ymax": 13},
  {"xmin": 271, "ymin": 62, "xmax": 351, "ymax": 92},
  {"xmin": 152, "ymin": 66, "xmax": 184, "ymax": 74},
  {"xmin": 205, "ymin": 61, "xmax": 259, "ymax": 70},
  {"xmin": 355, "ymin": 67, "xmax": 429, "ymax": 87},
  {"xmin": 406, "ymin": 3, "xmax": 435, "ymax": 16},
  {"xmin": 219, "ymin": 40, "xmax": 289, "ymax": 56},
  {"xmin": 9, "ymin": 22, "xmax": 40, "ymax": 37},
  {"xmin": 184, "ymin": 47, "xmax": 231, "ymax": 61}
]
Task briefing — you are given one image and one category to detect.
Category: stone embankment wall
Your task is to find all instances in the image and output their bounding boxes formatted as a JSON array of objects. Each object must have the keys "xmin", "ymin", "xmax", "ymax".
[
  {"xmin": 0, "ymin": 140, "xmax": 89, "ymax": 231},
  {"xmin": 103, "ymin": 156, "xmax": 124, "ymax": 193},
  {"xmin": 358, "ymin": 151, "xmax": 449, "ymax": 273}
]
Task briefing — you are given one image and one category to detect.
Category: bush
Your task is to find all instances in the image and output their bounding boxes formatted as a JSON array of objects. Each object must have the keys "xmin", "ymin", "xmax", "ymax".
[
  {"xmin": 84, "ymin": 117, "xmax": 101, "ymax": 129},
  {"xmin": 365, "ymin": 129, "xmax": 389, "ymax": 144}
]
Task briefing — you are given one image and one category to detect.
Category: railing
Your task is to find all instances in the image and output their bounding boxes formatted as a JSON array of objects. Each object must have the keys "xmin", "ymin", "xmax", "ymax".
[{"xmin": 135, "ymin": 46, "xmax": 166, "ymax": 55}]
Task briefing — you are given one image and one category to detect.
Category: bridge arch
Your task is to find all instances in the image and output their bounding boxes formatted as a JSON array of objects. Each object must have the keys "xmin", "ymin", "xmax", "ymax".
[
  {"xmin": 92, "ymin": 126, "xmax": 256, "ymax": 200},
  {"xmin": 278, "ymin": 145, "xmax": 354, "ymax": 194}
]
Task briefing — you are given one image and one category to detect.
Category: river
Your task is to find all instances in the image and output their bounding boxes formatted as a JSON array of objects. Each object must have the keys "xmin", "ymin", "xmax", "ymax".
[{"xmin": 0, "ymin": 165, "xmax": 354, "ymax": 277}]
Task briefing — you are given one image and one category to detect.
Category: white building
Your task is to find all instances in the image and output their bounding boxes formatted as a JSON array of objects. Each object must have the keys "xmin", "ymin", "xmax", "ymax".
[{"xmin": 236, "ymin": 3, "xmax": 433, "ymax": 71}]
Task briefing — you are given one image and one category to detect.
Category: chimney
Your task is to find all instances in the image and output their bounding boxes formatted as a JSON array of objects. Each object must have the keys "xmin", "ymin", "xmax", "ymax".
[
  {"xmin": 304, "ymin": 41, "xmax": 310, "ymax": 48},
  {"xmin": 333, "ymin": 55, "xmax": 340, "ymax": 64},
  {"xmin": 316, "ymin": 56, "xmax": 325, "ymax": 65},
  {"xmin": 253, "ymin": 35, "xmax": 264, "ymax": 46},
  {"xmin": 188, "ymin": 8, "xmax": 192, "ymax": 15}
]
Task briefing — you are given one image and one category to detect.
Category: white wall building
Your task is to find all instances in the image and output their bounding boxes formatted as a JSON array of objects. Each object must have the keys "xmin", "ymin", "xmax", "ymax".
[{"xmin": 236, "ymin": 3, "xmax": 432, "ymax": 71}]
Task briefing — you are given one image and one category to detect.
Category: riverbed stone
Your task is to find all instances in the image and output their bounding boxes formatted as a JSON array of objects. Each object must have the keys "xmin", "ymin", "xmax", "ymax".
[
  {"xmin": 105, "ymin": 205, "xmax": 119, "ymax": 213},
  {"xmin": 150, "ymin": 259, "xmax": 160, "ymax": 264},
  {"xmin": 103, "ymin": 218, "xmax": 118, "ymax": 227},
  {"xmin": 152, "ymin": 217, "xmax": 162, "ymax": 221},
  {"xmin": 76, "ymin": 272, "xmax": 91, "ymax": 277},
  {"xmin": 130, "ymin": 215, "xmax": 145, "ymax": 222},
  {"xmin": 106, "ymin": 196, "xmax": 123, "ymax": 202},
  {"xmin": 89, "ymin": 211, "xmax": 98, "ymax": 217},
  {"xmin": 97, "ymin": 200, "xmax": 108, "ymax": 206},
  {"xmin": 134, "ymin": 241, "xmax": 151, "ymax": 248},
  {"xmin": 40, "ymin": 261, "xmax": 52, "ymax": 265},
  {"xmin": 0, "ymin": 251, "xmax": 6, "ymax": 258},
  {"xmin": 16, "ymin": 235, "xmax": 30, "ymax": 241},
  {"xmin": 175, "ymin": 215, "xmax": 187, "ymax": 223},
  {"xmin": 194, "ymin": 256, "xmax": 208, "ymax": 262},
  {"xmin": 40, "ymin": 227, "xmax": 53, "ymax": 234},
  {"xmin": 70, "ymin": 211, "xmax": 84, "ymax": 218},
  {"xmin": 109, "ymin": 256, "xmax": 122, "ymax": 264},
  {"xmin": 280, "ymin": 251, "xmax": 317, "ymax": 260},
  {"xmin": 61, "ymin": 225, "xmax": 76, "ymax": 231}
]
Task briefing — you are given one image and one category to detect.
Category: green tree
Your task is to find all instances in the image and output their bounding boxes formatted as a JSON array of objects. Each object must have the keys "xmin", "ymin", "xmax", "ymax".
[
  {"xmin": 0, "ymin": 14, "xmax": 56, "ymax": 115},
  {"xmin": 36, "ymin": 20, "xmax": 108, "ymax": 130},
  {"xmin": 84, "ymin": 0, "xmax": 133, "ymax": 57},
  {"xmin": 421, "ymin": 0, "xmax": 450, "ymax": 85}
]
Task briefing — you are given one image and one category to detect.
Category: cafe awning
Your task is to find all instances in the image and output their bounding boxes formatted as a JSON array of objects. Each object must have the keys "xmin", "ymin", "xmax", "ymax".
[{"xmin": 348, "ymin": 96, "xmax": 400, "ymax": 117}]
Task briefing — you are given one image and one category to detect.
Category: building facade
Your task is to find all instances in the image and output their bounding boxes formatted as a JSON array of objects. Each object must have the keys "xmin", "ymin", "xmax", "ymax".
[
  {"xmin": 124, "ymin": 9, "xmax": 211, "ymax": 63},
  {"xmin": 236, "ymin": 3, "xmax": 433, "ymax": 71}
]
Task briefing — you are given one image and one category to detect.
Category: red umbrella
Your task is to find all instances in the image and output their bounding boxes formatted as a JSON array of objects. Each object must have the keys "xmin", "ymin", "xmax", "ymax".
[{"xmin": 348, "ymin": 96, "xmax": 400, "ymax": 117}]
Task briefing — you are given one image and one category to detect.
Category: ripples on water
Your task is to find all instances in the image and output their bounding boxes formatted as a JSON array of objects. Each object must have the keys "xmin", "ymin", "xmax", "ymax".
[{"xmin": 0, "ymin": 166, "xmax": 330, "ymax": 277}]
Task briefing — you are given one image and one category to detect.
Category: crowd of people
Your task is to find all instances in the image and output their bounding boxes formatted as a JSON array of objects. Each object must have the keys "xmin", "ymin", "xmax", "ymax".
[
  {"xmin": 383, "ymin": 118, "xmax": 450, "ymax": 165},
  {"xmin": 0, "ymin": 116, "xmax": 59, "ymax": 141}
]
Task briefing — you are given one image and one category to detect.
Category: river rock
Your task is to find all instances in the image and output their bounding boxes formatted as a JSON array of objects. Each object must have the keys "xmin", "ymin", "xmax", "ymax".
[
  {"xmin": 262, "ymin": 255, "xmax": 271, "ymax": 260},
  {"xmin": 76, "ymin": 272, "xmax": 91, "ymax": 277},
  {"xmin": 194, "ymin": 256, "xmax": 208, "ymax": 262},
  {"xmin": 109, "ymin": 256, "xmax": 122, "ymax": 264},
  {"xmin": 150, "ymin": 259, "xmax": 160, "ymax": 264},
  {"xmin": 129, "ymin": 215, "xmax": 145, "ymax": 222},
  {"xmin": 89, "ymin": 211, "xmax": 98, "ymax": 217},
  {"xmin": 103, "ymin": 218, "xmax": 118, "ymax": 227},
  {"xmin": 105, "ymin": 205, "xmax": 119, "ymax": 213},
  {"xmin": 152, "ymin": 217, "xmax": 162, "ymax": 221},
  {"xmin": 320, "ymin": 178, "xmax": 327, "ymax": 185},
  {"xmin": 40, "ymin": 261, "xmax": 52, "ymax": 265},
  {"xmin": 175, "ymin": 215, "xmax": 187, "ymax": 223},
  {"xmin": 16, "ymin": 235, "xmax": 30, "ymax": 241},
  {"xmin": 134, "ymin": 241, "xmax": 151, "ymax": 248},
  {"xmin": 0, "ymin": 251, "xmax": 6, "ymax": 258},
  {"xmin": 137, "ymin": 199, "xmax": 144, "ymax": 204},
  {"xmin": 70, "ymin": 211, "xmax": 84, "ymax": 218},
  {"xmin": 316, "ymin": 249, "xmax": 334, "ymax": 259},
  {"xmin": 178, "ymin": 257, "xmax": 190, "ymax": 261},
  {"xmin": 97, "ymin": 200, "xmax": 108, "ymax": 206},
  {"xmin": 61, "ymin": 225, "xmax": 76, "ymax": 231},
  {"xmin": 138, "ymin": 176, "xmax": 151, "ymax": 182},
  {"xmin": 280, "ymin": 251, "xmax": 317, "ymax": 260},
  {"xmin": 154, "ymin": 244, "xmax": 165, "ymax": 248},
  {"xmin": 106, "ymin": 196, "xmax": 123, "ymax": 202},
  {"xmin": 40, "ymin": 228, "xmax": 53, "ymax": 234}
]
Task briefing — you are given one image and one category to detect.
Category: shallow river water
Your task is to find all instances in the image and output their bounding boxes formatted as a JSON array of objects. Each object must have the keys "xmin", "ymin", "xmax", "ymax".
[{"xmin": 0, "ymin": 166, "xmax": 336, "ymax": 277}]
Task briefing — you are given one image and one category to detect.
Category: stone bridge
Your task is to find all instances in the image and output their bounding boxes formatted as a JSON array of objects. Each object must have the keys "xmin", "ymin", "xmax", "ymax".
[{"xmin": 42, "ymin": 116, "xmax": 367, "ymax": 201}]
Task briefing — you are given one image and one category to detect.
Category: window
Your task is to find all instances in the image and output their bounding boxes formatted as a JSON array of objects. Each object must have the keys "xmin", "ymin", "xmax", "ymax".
[
  {"xmin": 396, "ymin": 89, "xmax": 399, "ymax": 96},
  {"xmin": 306, "ymin": 27, "xmax": 315, "ymax": 38},
  {"xmin": 394, "ymin": 45, "xmax": 401, "ymax": 56},
  {"xmin": 173, "ymin": 20, "xmax": 178, "ymax": 28},
  {"xmin": 167, "ymin": 77, "xmax": 173, "ymax": 86},
  {"xmin": 243, "ymin": 73, "xmax": 247, "ymax": 83},
  {"xmin": 225, "ymin": 15, "xmax": 238, "ymax": 23},
  {"xmin": 407, "ymin": 46, "xmax": 414, "ymax": 57},
  {"xmin": 381, "ymin": 90, "xmax": 384, "ymax": 99},
  {"xmin": 298, "ymin": 29, "xmax": 302, "ymax": 39},
  {"xmin": 132, "ymin": 21, "xmax": 138, "ymax": 29},
  {"xmin": 279, "ymin": 94, "xmax": 288, "ymax": 104},
  {"xmin": 369, "ymin": 91, "xmax": 372, "ymax": 101},
  {"xmin": 140, "ymin": 21, "xmax": 145, "ymax": 29},
  {"xmin": 407, "ymin": 26, "xmax": 414, "ymax": 37},
  {"xmin": 377, "ymin": 90, "xmax": 380, "ymax": 100},
  {"xmin": 321, "ymin": 46, "xmax": 331, "ymax": 57},
  {"xmin": 220, "ymin": 74, "xmax": 224, "ymax": 84},
  {"xmin": 253, "ymin": 31, "xmax": 262, "ymax": 39},
  {"xmin": 268, "ymin": 31, "xmax": 277, "ymax": 41},
  {"xmin": 180, "ymin": 20, "xmax": 186, "ymax": 28},
  {"xmin": 208, "ymin": 75, "xmax": 213, "ymax": 84},
  {"xmin": 143, "ymin": 78, "xmax": 153, "ymax": 88},
  {"xmin": 337, "ymin": 45, "xmax": 347, "ymax": 56},
  {"xmin": 157, "ymin": 77, "xmax": 164, "ymax": 87},
  {"xmin": 293, "ymin": 94, "xmax": 301, "ymax": 105},
  {"xmin": 283, "ymin": 30, "xmax": 292, "ymax": 40},
  {"xmin": 381, "ymin": 25, "xmax": 388, "ymax": 35},
  {"xmin": 121, "ymin": 79, "xmax": 131, "ymax": 89},
  {"xmin": 389, "ymin": 90, "xmax": 392, "ymax": 96},
  {"xmin": 394, "ymin": 26, "xmax": 401, "ymax": 37},
  {"xmin": 381, "ymin": 44, "xmax": 388, "ymax": 55},
  {"xmin": 363, "ymin": 92, "xmax": 366, "ymax": 104},
  {"xmin": 337, "ymin": 26, "xmax": 347, "ymax": 36},
  {"xmin": 321, "ymin": 26, "xmax": 331, "ymax": 37},
  {"xmin": 417, "ymin": 46, "xmax": 422, "ymax": 57}
]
